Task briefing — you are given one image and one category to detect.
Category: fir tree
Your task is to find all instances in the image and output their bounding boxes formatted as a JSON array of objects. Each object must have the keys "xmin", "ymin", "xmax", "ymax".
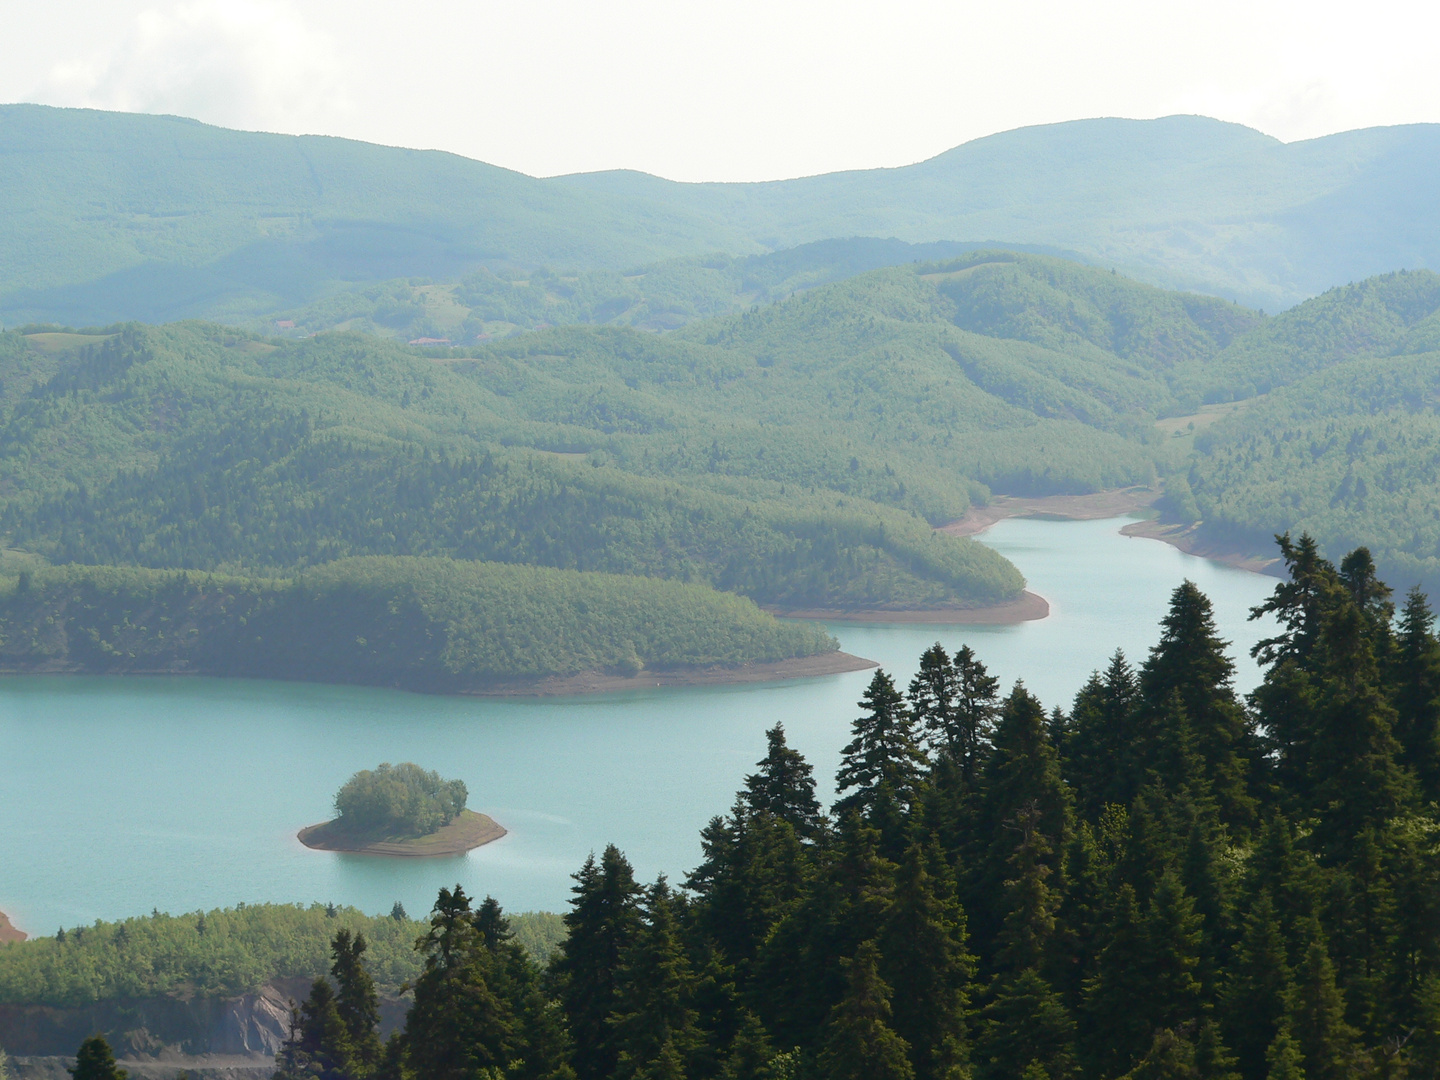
[
  {"xmin": 1222, "ymin": 892, "xmax": 1292, "ymax": 1080},
  {"xmin": 1393, "ymin": 586, "xmax": 1440, "ymax": 800},
  {"xmin": 1263, "ymin": 1026, "xmax": 1305, "ymax": 1080},
  {"xmin": 881, "ymin": 841, "xmax": 975, "ymax": 1080},
  {"xmin": 552, "ymin": 846, "xmax": 643, "ymax": 1080},
  {"xmin": 330, "ymin": 929, "xmax": 382, "ymax": 1076},
  {"xmin": 817, "ymin": 941, "xmax": 915, "ymax": 1080},
  {"xmin": 1285, "ymin": 921, "xmax": 1361, "ymax": 1080},
  {"xmin": 70, "ymin": 1037, "xmax": 127, "ymax": 1080},
  {"xmin": 976, "ymin": 968, "xmax": 1076, "ymax": 1080},
  {"xmin": 743, "ymin": 723, "xmax": 823, "ymax": 838},
  {"xmin": 405, "ymin": 885, "xmax": 518, "ymax": 1080},
  {"xmin": 1140, "ymin": 581, "xmax": 1256, "ymax": 830},
  {"xmin": 835, "ymin": 670, "xmax": 928, "ymax": 836},
  {"xmin": 1067, "ymin": 651, "xmax": 1141, "ymax": 819},
  {"xmin": 609, "ymin": 878, "xmax": 702, "ymax": 1080}
]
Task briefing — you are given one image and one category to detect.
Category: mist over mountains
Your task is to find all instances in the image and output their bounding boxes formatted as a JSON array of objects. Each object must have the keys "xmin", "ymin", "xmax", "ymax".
[{"xmin": 2, "ymin": 104, "xmax": 1438, "ymax": 328}]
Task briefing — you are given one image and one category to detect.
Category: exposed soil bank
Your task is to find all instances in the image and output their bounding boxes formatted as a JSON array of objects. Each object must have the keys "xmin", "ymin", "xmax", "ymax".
[
  {"xmin": 766, "ymin": 591, "xmax": 1049, "ymax": 625},
  {"xmin": 0, "ymin": 909, "xmax": 25, "ymax": 942},
  {"xmin": 461, "ymin": 651, "xmax": 878, "ymax": 696},
  {"xmin": 298, "ymin": 809, "xmax": 505, "ymax": 857},
  {"xmin": 1119, "ymin": 519, "xmax": 1283, "ymax": 577},
  {"xmin": 940, "ymin": 486, "xmax": 1161, "ymax": 537}
]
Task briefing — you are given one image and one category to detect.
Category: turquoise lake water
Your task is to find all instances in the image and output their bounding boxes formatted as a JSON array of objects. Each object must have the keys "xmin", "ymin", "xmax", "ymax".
[{"xmin": 0, "ymin": 517, "xmax": 1281, "ymax": 936}]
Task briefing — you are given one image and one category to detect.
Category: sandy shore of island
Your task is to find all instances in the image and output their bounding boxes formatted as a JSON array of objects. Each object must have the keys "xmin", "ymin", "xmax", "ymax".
[
  {"xmin": 765, "ymin": 591, "xmax": 1050, "ymax": 625},
  {"xmin": 462, "ymin": 650, "xmax": 878, "ymax": 696},
  {"xmin": 299, "ymin": 809, "xmax": 506, "ymax": 857},
  {"xmin": 0, "ymin": 910, "xmax": 26, "ymax": 943}
]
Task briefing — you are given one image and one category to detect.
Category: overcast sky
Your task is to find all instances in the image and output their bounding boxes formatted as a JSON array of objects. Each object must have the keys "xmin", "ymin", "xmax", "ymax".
[{"xmin": 1, "ymin": 0, "xmax": 1435, "ymax": 183}]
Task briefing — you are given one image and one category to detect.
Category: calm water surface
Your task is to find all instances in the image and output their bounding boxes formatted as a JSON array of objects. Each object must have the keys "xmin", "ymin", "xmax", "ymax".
[{"xmin": 0, "ymin": 517, "xmax": 1279, "ymax": 935}]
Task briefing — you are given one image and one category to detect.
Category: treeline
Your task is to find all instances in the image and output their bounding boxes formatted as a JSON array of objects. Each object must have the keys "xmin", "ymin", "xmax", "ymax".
[
  {"xmin": 276, "ymin": 536, "xmax": 1440, "ymax": 1080},
  {"xmin": 0, "ymin": 558, "xmax": 836, "ymax": 686},
  {"xmin": 0, "ymin": 903, "xmax": 565, "ymax": 1007}
]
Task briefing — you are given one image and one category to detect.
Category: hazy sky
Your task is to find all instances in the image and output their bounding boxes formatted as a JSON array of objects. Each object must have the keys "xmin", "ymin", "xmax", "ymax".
[{"xmin": 2, "ymin": 0, "xmax": 1435, "ymax": 182}]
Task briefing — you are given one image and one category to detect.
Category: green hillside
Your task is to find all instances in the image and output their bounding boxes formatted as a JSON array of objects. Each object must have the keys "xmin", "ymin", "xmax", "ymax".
[
  {"xmin": 3, "ymin": 106, "xmax": 1439, "ymax": 327},
  {"xmin": 1162, "ymin": 270, "xmax": 1440, "ymax": 590},
  {"xmin": 0, "ymin": 319, "xmax": 1025, "ymax": 610}
]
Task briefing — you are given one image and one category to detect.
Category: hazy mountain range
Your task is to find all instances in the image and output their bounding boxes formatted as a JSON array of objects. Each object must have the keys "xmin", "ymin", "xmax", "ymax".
[{"xmin": 2, "ymin": 104, "xmax": 1437, "ymax": 327}]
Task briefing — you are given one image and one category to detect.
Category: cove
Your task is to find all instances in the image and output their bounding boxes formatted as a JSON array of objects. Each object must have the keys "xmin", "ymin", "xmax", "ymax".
[{"xmin": 0, "ymin": 516, "xmax": 1280, "ymax": 936}]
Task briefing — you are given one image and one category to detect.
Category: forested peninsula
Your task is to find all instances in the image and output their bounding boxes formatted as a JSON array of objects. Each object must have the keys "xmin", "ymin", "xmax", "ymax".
[{"xmin": 0, "ymin": 559, "xmax": 841, "ymax": 691}]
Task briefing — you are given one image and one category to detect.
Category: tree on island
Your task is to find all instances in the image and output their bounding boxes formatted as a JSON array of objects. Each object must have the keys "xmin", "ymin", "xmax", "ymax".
[{"xmin": 334, "ymin": 763, "xmax": 468, "ymax": 838}]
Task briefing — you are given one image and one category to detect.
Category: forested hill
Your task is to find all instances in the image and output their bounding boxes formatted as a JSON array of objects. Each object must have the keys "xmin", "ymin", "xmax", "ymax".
[
  {"xmin": 0, "ymin": 317, "xmax": 1025, "ymax": 611},
  {"xmin": 3, "ymin": 105, "xmax": 1439, "ymax": 327},
  {"xmin": 1172, "ymin": 270, "xmax": 1440, "ymax": 592}
]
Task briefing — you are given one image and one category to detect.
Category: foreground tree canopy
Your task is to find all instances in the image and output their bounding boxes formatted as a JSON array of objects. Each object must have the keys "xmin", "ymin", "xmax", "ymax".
[{"xmin": 257, "ymin": 534, "xmax": 1440, "ymax": 1080}]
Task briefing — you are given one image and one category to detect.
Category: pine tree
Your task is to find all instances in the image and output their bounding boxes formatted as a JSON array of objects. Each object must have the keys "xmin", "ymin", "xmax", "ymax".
[
  {"xmin": 1285, "ymin": 921, "xmax": 1361, "ymax": 1080},
  {"xmin": 609, "ymin": 878, "xmax": 702, "ymax": 1080},
  {"xmin": 552, "ymin": 846, "xmax": 643, "ymax": 1080},
  {"xmin": 330, "ymin": 929, "xmax": 382, "ymax": 1076},
  {"xmin": 1392, "ymin": 586, "xmax": 1440, "ymax": 800},
  {"xmin": 404, "ymin": 885, "xmax": 518, "ymax": 1080},
  {"xmin": 817, "ymin": 941, "xmax": 915, "ymax": 1080},
  {"xmin": 1081, "ymin": 883, "xmax": 1153, "ymax": 1078},
  {"xmin": 1067, "ymin": 651, "xmax": 1141, "ymax": 818},
  {"xmin": 976, "ymin": 968, "xmax": 1076, "ymax": 1080},
  {"xmin": 69, "ymin": 1037, "xmax": 127, "ymax": 1080},
  {"xmin": 1140, "ymin": 581, "xmax": 1256, "ymax": 831},
  {"xmin": 881, "ymin": 841, "xmax": 975, "ymax": 1080},
  {"xmin": 1222, "ymin": 892, "xmax": 1292, "ymax": 1080},
  {"xmin": 1263, "ymin": 1025, "xmax": 1305, "ymax": 1080},
  {"xmin": 743, "ymin": 723, "xmax": 823, "ymax": 838},
  {"xmin": 973, "ymin": 683, "xmax": 1072, "ymax": 954},
  {"xmin": 910, "ymin": 644, "xmax": 999, "ymax": 782},
  {"xmin": 1195, "ymin": 1020, "xmax": 1243, "ymax": 1080},
  {"xmin": 835, "ymin": 670, "xmax": 928, "ymax": 836}
]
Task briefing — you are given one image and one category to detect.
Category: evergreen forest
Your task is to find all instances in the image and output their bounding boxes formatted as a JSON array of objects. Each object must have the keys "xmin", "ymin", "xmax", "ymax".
[{"xmin": 191, "ymin": 538, "xmax": 1440, "ymax": 1080}]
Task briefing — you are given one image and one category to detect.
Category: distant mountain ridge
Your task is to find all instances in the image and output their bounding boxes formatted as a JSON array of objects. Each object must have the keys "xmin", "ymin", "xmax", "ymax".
[{"xmin": 2, "ymin": 104, "xmax": 1438, "ymax": 325}]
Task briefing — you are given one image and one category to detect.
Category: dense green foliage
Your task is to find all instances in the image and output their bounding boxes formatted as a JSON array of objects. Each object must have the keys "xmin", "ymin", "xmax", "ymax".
[
  {"xmin": 0, "ymin": 904, "xmax": 565, "ymax": 1007},
  {"xmin": 249, "ymin": 543, "xmax": 1440, "ymax": 1080},
  {"xmin": 4, "ymin": 106, "xmax": 1439, "ymax": 326},
  {"xmin": 0, "ymin": 302, "xmax": 1056, "ymax": 609},
  {"xmin": 1180, "ymin": 271, "xmax": 1440, "ymax": 591},
  {"xmin": 266, "ymin": 239, "xmax": 1042, "ymax": 342},
  {"xmin": 334, "ymin": 764, "xmax": 468, "ymax": 836},
  {"xmin": 0, "ymin": 559, "xmax": 834, "ymax": 684}
]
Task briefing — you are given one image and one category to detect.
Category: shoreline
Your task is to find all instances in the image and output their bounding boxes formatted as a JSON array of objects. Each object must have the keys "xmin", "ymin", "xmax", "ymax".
[
  {"xmin": 938, "ymin": 486, "xmax": 1282, "ymax": 577},
  {"xmin": 459, "ymin": 650, "xmax": 878, "ymax": 696},
  {"xmin": 0, "ymin": 909, "xmax": 25, "ymax": 943},
  {"xmin": 766, "ymin": 590, "xmax": 1049, "ymax": 625},
  {"xmin": 0, "ymin": 651, "xmax": 879, "ymax": 698},
  {"xmin": 940, "ymin": 486, "xmax": 1162, "ymax": 537},
  {"xmin": 299, "ymin": 809, "xmax": 506, "ymax": 857},
  {"xmin": 1119, "ymin": 519, "xmax": 1283, "ymax": 576}
]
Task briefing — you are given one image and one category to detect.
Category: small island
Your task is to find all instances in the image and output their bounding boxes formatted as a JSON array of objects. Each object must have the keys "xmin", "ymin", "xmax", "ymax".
[{"xmin": 299, "ymin": 762, "xmax": 505, "ymax": 857}]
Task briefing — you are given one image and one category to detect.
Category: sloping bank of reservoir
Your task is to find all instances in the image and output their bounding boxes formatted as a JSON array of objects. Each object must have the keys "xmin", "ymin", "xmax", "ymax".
[{"xmin": 0, "ymin": 557, "xmax": 866, "ymax": 693}]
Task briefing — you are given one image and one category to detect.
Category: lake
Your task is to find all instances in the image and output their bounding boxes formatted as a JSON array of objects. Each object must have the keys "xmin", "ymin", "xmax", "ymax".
[{"xmin": 0, "ymin": 517, "xmax": 1281, "ymax": 936}]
